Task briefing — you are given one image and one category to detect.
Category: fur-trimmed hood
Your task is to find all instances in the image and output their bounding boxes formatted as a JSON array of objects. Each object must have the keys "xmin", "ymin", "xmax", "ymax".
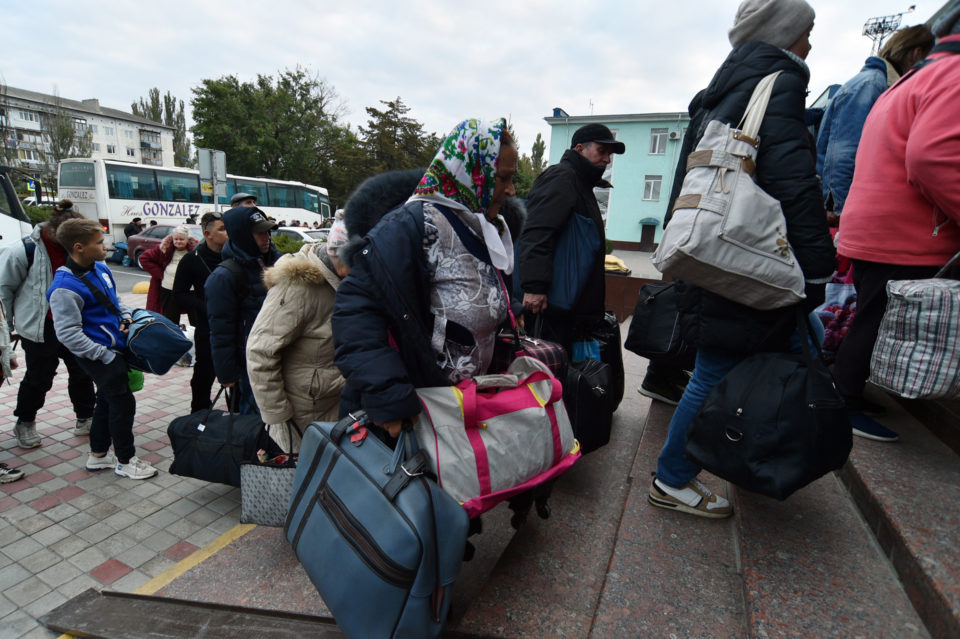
[
  {"xmin": 340, "ymin": 167, "xmax": 527, "ymax": 268},
  {"xmin": 263, "ymin": 243, "xmax": 340, "ymax": 292}
]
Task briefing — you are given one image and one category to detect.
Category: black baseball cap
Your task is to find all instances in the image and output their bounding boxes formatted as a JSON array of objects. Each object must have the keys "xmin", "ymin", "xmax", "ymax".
[
  {"xmin": 247, "ymin": 207, "xmax": 277, "ymax": 233},
  {"xmin": 570, "ymin": 124, "xmax": 626, "ymax": 154}
]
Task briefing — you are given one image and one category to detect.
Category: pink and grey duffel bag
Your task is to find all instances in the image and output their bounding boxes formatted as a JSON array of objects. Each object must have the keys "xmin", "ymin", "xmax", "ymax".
[{"xmin": 414, "ymin": 356, "xmax": 581, "ymax": 518}]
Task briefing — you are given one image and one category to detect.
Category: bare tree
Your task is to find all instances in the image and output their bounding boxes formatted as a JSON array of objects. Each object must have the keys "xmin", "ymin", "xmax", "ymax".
[
  {"xmin": 41, "ymin": 92, "xmax": 92, "ymax": 183},
  {"xmin": 0, "ymin": 79, "xmax": 17, "ymax": 167}
]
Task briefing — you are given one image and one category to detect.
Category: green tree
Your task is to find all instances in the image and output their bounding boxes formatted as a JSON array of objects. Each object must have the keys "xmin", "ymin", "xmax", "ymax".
[
  {"xmin": 41, "ymin": 93, "xmax": 92, "ymax": 185},
  {"xmin": 531, "ymin": 132, "xmax": 547, "ymax": 175},
  {"xmin": 132, "ymin": 88, "xmax": 193, "ymax": 167},
  {"xmin": 359, "ymin": 97, "xmax": 438, "ymax": 173},
  {"xmin": 191, "ymin": 67, "xmax": 358, "ymax": 201}
]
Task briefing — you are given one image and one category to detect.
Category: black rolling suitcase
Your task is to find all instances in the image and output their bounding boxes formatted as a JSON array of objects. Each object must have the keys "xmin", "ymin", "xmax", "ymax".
[{"xmin": 564, "ymin": 358, "xmax": 614, "ymax": 454}]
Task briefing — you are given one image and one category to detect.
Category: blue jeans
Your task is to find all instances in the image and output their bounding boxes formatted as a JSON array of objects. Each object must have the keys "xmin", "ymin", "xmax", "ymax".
[
  {"xmin": 655, "ymin": 348, "xmax": 745, "ymax": 488},
  {"xmin": 655, "ymin": 312, "xmax": 823, "ymax": 488}
]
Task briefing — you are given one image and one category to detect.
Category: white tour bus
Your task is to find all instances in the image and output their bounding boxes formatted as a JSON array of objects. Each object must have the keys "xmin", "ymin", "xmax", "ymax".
[{"xmin": 57, "ymin": 158, "xmax": 332, "ymax": 247}]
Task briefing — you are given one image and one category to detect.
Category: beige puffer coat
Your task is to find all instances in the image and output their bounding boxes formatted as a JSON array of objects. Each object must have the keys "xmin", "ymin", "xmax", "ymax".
[{"xmin": 246, "ymin": 244, "xmax": 344, "ymax": 452}]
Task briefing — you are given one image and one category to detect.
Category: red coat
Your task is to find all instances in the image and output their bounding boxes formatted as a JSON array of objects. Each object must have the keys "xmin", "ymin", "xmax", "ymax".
[
  {"xmin": 838, "ymin": 34, "xmax": 960, "ymax": 266},
  {"xmin": 140, "ymin": 236, "xmax": 199, "ymax": 312}
]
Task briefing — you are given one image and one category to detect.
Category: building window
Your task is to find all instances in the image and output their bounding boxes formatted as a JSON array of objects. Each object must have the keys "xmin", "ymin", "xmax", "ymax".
[
  {"xmin": 18, "ymin": 110, "xmax": 39, "ymax": 122},
  {"xmin": 17, "ymin": 132, "xmax": 42, "ymax": 144},
  {"xmin": 643, "ymin": 175, "xmax": 663, "ymax": 201},
  {"xmin": 125, "ymin": 130, "xmax": 134, "ymax": 139},
  {"xmin": 649, "ymin": 128, "xmax": 668, "ymax": 155},
  {"xmin": 18, "ymin": 149, "xmax": 41, "ymax": 161},
  {"xmin": 92, "ymin": 142, "xmax": 101, "ymax": 152},
  {"xmin": 89, "ymin": 124, "xmax": 98, "ymax": 134},
  {"xmin": 106, "ymin": 144, "xmax": 116, "ymax": 154},
  {"xmin": 126, "ymin": 147, "xmax": 136, "ymax": 157},
  {"xmin": 104, "ymin": 126, "xmax": 115, "ymax": 136}
]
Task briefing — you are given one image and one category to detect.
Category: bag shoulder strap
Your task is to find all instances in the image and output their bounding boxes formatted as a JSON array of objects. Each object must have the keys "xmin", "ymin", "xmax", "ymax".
[
  {"xmin": 77, "ymin": 270, "xmax": 122, "ymax": 318},
  {"xmin": 435, "ymin": 205, "xmax": 493, "ymax": 266},
  {"xmin": 22, "ymin": 237, "xmax": 36, "ymax": 269},
  {"xmin": 219, "ymin": 258, "xmax": 249, "ymax": 298},
  {"xmin": 738, "ymin": 71, "xmax": 784, "ymax": 141}
]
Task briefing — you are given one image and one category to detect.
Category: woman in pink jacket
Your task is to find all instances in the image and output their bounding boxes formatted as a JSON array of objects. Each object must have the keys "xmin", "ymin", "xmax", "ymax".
[
  {"xmin": 140, "ymin": 226, "xmax": 199, "ymax": 323},
  {"xmin": 834, "ymin": 10, "xmax": 960, "ymax": 442}
]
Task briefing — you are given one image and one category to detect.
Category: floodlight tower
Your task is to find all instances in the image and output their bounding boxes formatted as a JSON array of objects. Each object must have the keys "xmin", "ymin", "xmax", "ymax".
[{"xmin": 863, "ymin": 5, "xmax": 916, "ymax": 54}]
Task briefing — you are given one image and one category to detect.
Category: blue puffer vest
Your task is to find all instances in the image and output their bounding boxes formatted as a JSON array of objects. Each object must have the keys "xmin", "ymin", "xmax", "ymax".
[{"xmin": 47, "ymin": 262, "xmax": 127, "ymax": 349}]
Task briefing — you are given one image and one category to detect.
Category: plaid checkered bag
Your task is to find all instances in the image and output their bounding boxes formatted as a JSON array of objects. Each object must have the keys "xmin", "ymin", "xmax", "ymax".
[
  {"xmin": 490, "ymin": 330, "xmax": 568, "ymax": 380},
  {"xmin": 869, "ymin": 251, "xmax": 960, "ymax": 400}
]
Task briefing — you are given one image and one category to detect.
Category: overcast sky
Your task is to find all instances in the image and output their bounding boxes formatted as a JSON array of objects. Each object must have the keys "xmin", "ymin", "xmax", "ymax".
[{"xmin": 2, "ymin": 0, "xmax": 946, "ymax": 164}]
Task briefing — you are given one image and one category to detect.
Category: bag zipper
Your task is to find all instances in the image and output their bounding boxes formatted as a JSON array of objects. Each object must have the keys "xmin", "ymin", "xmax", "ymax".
[{"xmin": 319, "ymin": 487, "xmax": 415, "ymax": 588}]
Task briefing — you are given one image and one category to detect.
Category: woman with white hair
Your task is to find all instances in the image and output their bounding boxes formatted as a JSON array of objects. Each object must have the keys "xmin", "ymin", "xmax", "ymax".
[
  {"xmin": 245, "ymin": 219, "xmax": 350, "ymax": 452},
  {"xmin": 140, "ymin": 225, "xmax": 198, "ymax": 323}
]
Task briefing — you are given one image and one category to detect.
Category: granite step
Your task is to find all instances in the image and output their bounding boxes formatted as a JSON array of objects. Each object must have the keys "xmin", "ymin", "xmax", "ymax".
[
  {"xmin": 838, "ymin": 390, "xmax": 960, "ymax": 639},
  {"xmin": 593, "ymin": 398, "xmax": 929, "ymax": 638}
]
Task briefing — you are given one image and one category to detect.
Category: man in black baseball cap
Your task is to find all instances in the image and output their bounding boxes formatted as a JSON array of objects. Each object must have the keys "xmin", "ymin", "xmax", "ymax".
[
  {"xmin": 517, "ymin": 122, "xmax": 626, "ymax": 353},
  {"xmin": 570, "ymin": 123, "xmax": 626, "ymax": 155}
]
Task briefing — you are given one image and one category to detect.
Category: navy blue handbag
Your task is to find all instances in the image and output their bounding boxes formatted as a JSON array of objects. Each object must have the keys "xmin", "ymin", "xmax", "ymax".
[
  {"xmin": 285, "ymin": 413, "xmax": 469, "ymax": 639},
  {"xmin": 77, "ymin": 275, "xmax": 191, "ymax": 375},
  {"xmin": 125, "ymin": 309, "xmax": 192, "ymax": 375},
  {"xmin": 514, "ymin": 212, "xmax": 601, "ymax": 311}
]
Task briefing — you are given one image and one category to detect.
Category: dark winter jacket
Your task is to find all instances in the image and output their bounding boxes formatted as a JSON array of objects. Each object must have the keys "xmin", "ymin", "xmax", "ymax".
[
  {"xmin": 671, "ymin": 41, "xmax": 835, "ymax": 354},
  {"xmin": 517, "ymin": 148, "xmax": 608, "ymax": 324},
  {"xmin": 335, "ymin": 170, "xmax": 523, "ymax": 424},
  {"xmin": 173, "ymin": 241, "xmax": 222, "ymax": 334},
  {"xmin": 205, "ymin": 207, "xmax": 280, "ymax": 385}
]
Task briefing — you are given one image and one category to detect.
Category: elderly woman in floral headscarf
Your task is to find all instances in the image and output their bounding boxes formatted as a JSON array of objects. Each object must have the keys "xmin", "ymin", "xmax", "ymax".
[
  {"xmin": 246, "ymin": 216, "xmax": 351, "ymax": 452},
  {"xmin": 333, "ymin": 118, "xmax": 519, "ymax": 438}
]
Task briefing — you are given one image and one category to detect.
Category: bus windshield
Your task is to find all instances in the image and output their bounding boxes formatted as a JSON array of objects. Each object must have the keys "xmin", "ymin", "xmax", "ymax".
[{"xmin": 59, "ymin": 162, "xmax": 96, "ymax": 188}]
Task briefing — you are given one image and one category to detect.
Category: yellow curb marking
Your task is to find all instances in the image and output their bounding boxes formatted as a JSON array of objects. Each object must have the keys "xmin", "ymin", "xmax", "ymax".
[{"xmin": 57, "ymin": 523, "xmax": 257, "ymax": 638}]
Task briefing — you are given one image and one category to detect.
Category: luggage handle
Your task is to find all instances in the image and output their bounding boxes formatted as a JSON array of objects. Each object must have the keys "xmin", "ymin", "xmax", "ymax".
[
  {"xmin": 935, "ymin": 249, "xmax": 960, "ymax": 278},
  {"xmin": 383, "ymin": 429, "xmax": 429, "ymax": 501}
]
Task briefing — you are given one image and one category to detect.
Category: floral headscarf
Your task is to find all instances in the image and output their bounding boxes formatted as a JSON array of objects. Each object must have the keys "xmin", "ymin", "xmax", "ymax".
[{"xmin": 411, "ymin": 118, "xmax": 514, "ymax": 273}]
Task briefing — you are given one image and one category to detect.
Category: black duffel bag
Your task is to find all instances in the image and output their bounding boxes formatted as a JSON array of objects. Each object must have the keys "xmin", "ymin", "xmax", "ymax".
[
  {"xmin": 625, "ymin": 281, "xmax": 692, "ymax": 360},
  {"xmin": 168, "ymin": 388, "xmax": 275, "ymax": 487},
  {"xmin": 588, "ymin": 311, "xmax": 625, "ymax": 411},
  {"xmin": 685, "ymin": 311, "xmax": 852, "ymax": 500}
]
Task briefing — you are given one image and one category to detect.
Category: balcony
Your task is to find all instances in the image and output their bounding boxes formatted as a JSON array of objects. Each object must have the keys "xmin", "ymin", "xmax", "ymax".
[{"xmin": 140, "ymin": 140, "xmax": 162, "ymax": 150}]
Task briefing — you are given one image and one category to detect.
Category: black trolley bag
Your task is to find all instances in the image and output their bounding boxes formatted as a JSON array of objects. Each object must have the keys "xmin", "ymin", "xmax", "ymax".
[
  {"xmin": 168, "ymin": 388, "xmax": 273, "ymax": 487},
  {"xmin": 285, "ymin": 413, "xmax": 469, "ymax": 639}
]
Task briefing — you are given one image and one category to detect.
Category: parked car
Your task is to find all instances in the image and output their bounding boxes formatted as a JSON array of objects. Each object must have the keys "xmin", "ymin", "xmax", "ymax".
[
  {"xmin": 271, "ymin": 226, "xmax": 327, "ymax": 244},
  {"xmin": 127, "ymin": 224, "xmax": 204, "ymax": 268}
]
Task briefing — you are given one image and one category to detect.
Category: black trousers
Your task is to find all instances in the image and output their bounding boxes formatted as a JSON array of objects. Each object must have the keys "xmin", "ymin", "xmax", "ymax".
[
  {"xmin": 15, "ymin": 316, "xmax": 95, "ymax": 423},
  {"xmin": 189, "ymin": 327, "xmax": 216, "ymax": 414},
  {"xmin": 159, "ymin": 288, "xmax": 181, "ymax": 325},
  {"xmin": 75, "ymin": 355, "xmax": 136, "ymax": 462},
  {"xmin": 833, "ymin": 259, "xmax": 939, "ymax": 399}
]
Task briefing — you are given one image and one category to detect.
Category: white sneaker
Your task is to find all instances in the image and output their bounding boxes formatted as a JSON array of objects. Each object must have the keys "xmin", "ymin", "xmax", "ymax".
[
  {"xmin": 85, "ymin": 452, "xmax": 118, "ymax": 471},
  {"xmin": 73, "ymin": 417, "xmax": 93, "ymax": 436},
  {"xmin": 115, "ymin": 456, "xmax": 157, "ymax": 480},
  {"xmin": 649, "ymin": 477, "xmax": 733, "ymax": 518}
]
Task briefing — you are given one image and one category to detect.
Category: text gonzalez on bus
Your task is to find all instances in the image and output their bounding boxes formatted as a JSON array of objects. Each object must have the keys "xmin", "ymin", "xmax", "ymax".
[{"xmin": 57, "ymin": 158, "xmax": 332, "ymax": 248}]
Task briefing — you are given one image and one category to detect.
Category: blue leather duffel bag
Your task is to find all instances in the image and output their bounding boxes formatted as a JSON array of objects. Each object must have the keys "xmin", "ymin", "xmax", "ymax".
[{"xmin": 285, "ymin": 413, "xmax": 469, "ymax": 639}]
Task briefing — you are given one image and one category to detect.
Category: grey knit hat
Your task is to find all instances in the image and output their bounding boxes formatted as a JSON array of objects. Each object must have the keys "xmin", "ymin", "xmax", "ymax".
[
  {"xmin": 933, "ymin": 2, "xmax": 960, "ymax": 38},
  {"xmin": 729, "ymin": 0, "xmax": 816, "ymax": 49}
]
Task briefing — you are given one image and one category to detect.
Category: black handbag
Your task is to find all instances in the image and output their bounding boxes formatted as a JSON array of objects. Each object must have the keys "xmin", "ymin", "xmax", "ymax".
[
  {"xmin": 685, "ymin": 311, "xmax": 852, "ymax": 500},
  {"xmin": 625, "ymin": 281, "xmax": 692, "ymax": 360},
  {"xmin": 168, "ymin": 388, "xmax": 276, "ymax": 487}
]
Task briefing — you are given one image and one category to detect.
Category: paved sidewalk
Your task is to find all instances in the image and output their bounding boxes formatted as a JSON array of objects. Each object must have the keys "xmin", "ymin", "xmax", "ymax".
[{"xmin": 0, "ymin": 293, "xmax": 242, "ymax": 639}]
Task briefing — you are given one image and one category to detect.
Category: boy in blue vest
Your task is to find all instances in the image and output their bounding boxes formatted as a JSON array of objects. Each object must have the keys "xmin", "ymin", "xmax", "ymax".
[{"xmin": 47, "ymin": 219, "xmax": 157, "ymax": 480}]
